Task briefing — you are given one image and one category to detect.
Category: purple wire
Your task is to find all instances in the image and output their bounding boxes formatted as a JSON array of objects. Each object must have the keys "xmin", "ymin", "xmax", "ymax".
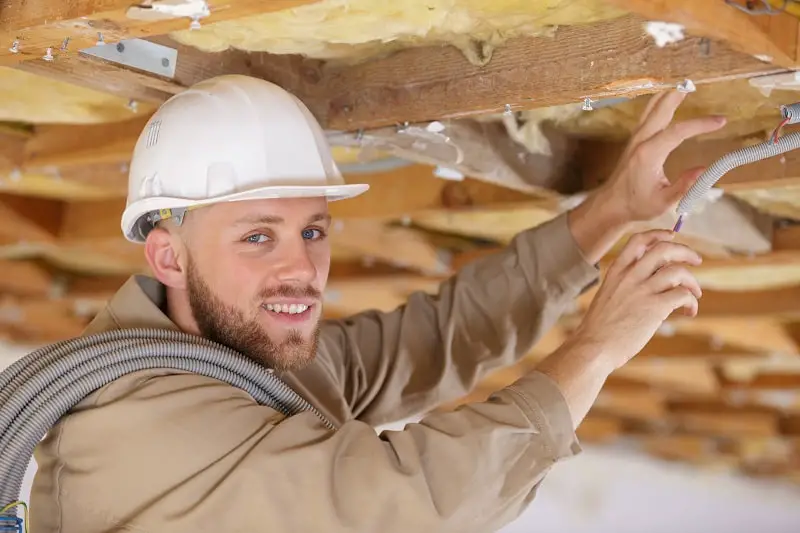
[{"xmin": 672, "ymin": 214, "xmax": 684, "ymax": 233}]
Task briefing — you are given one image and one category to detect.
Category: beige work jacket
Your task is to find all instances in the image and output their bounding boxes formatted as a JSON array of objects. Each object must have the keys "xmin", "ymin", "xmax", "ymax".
[{"xmin": 29, "ymin": 213, "xmax": 598, "ymax": 533}]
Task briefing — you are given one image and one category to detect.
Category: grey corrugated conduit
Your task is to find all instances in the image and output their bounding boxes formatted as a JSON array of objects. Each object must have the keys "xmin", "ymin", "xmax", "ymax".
[
  {"xmin": 673, "ymin": 102, "xmax": 800, "ymax": 231},
  {"xmin": 0, "ymin": 328, "xmax": 334, "ymax": 520}
]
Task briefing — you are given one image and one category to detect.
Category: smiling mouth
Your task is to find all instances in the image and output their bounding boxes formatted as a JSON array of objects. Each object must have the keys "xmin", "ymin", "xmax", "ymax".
[{"xmin": 262, "ymin": 303, "xmax": 312, "ymax": 315}]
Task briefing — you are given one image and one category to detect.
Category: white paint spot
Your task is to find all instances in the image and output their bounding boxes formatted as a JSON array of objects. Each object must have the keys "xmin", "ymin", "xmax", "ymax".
[
  {"xmin": 426, "ymin": 121, "xmax": 446, "ymax": 133},
  {"xmin": 754, "ymin": 54, "xmax": 773, "ymax": 63},
  {"xmin": 644, "ymin": 21, "xmax": 685, "ymax": 47},
  {"xmin": 433, "ymin": 166, "xmax": 464, "ymax": 181}
]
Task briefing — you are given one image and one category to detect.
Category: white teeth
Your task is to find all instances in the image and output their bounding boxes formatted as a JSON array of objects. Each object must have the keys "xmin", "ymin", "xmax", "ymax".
[{"xmin": 265, "ymin": 303, "xmax": 309, "ymax": 314}]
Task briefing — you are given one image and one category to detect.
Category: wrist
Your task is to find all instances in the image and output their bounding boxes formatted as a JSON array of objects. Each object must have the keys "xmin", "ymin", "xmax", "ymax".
[
  {"xmin": 537, "ymin": 334, "xmax": 615, "ymax": 384},
  {"xmin": 579, "ymin": 185, "xmax": 630, "ymax": 231},
  {"xmin": 567, "ymin": 187, "xmax": 632, "ymax": 264}
]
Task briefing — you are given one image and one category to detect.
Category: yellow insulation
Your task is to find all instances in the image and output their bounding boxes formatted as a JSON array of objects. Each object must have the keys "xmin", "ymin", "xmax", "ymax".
[
  {"xmin": 171, "ymin": 0, "xmax": 625, "ymax": 65},
  {"xmin": 0, "ymin": 68, "xmax": 157, "ymax": 124}
]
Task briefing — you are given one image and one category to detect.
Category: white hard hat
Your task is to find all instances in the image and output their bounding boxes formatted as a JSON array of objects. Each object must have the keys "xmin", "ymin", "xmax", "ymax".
[{"xmin": 121, "ymin": 74, "xmax": 369, "ymax": 243}]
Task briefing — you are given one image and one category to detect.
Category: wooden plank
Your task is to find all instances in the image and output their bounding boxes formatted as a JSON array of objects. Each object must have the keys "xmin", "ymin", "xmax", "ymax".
[
  {"xmin": 698, "ymin": 285, "xmax": 800, "ymax": 320},
  {"xmin": 319, "ymin": 14, "xmax": 782, "ymax": 130},
  {"xmin": 602, "ymin": 0, "xmax": 798, "ymax": 67},
  {"xmin": 0, "ymin": 259, "xmax": 52, "ymax": 297},
  {"xmin": 0, "ymin": 0, "xmax": 320, "ymax": 67},
  {"xmin": 0, "ymin": 193, "xmax": 63, "ymax": 248},
  {"xmin": 638, "ymin": 332, "xmax": 763, "ymax": 360},
  {"xmin": 25, "ymin": 116, "xmax": 151, "ymax": 169},
  {"xmin": 15, "ymin": 35, "xmax": 324, "ymax": 109},
  {"xmin": 12, "ymin": 15, "xmax": 783, "ymax": 131}
]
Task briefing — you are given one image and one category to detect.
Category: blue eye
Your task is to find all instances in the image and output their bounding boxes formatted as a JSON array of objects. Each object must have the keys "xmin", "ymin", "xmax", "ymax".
[
  {"xmin": 302, "ymin": 228, "xmax": 324, "ymax": 240},
  {"xmin": 246, "ymin": 234, "xmax": 269, "ymax": 244}
]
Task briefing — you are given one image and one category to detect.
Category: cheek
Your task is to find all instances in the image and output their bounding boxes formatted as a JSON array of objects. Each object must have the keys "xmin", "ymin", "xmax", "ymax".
[
  {"xmin": 197, "ymin": 253, "xmax": 260, "ymax": 309},
  {"xmin": 310, "ymin": 241, "xmax": 330, "ymax": 283}
]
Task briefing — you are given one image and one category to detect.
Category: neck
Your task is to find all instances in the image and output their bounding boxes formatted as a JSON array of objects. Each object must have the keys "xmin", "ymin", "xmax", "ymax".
[{"xmin": 165, "ymin": 285, "xmax": 202, "ymax": 337}]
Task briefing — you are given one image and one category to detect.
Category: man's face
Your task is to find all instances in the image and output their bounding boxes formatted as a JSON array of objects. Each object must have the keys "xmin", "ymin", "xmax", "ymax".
[{"xmin": 179, "ymin": 197, "xmax": 331, "ymax": 372}]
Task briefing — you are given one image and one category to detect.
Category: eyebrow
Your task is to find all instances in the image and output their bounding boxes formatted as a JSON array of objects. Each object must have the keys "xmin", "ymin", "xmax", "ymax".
[{"xmin": 233, "ymin": 212, "xmax": 331, "ymax": 226}]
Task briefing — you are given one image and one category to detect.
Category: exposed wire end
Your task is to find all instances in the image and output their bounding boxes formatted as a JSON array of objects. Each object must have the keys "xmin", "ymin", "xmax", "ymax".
[
  {"xmin": 771, "ymin": 116, "xmax": 790, "ymax": 144},
  {"xmin": 672, "ymin": 214, "xmax": 684, "ymax": 233}
]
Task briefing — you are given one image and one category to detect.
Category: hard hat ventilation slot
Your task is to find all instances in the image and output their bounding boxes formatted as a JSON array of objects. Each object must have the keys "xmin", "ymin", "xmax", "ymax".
[{"xmin": 145, "ymin": 120, "xmax": 162, "ymax": 148}]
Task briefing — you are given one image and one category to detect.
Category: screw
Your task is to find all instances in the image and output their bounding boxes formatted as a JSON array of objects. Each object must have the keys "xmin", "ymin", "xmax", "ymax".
[
  {"xmin": 161, "ymin": 57, "xmax": 170, "ymax": 67},
  {"xmin": 96, "ymin": 32, "xmax": 105, "ymax": 46},
  {"xmin": 43, "ymin": 48, "xmax": 53, "ymax": 61},
  {"xmin": 60, "ymin": 37, "xmax": 70, "ymax": 51},
  {"xmin": 127, "ymin": 99, "xmax": 138, "ymax": 112},
  {"xmin": 116, "ymin": 42, "xmax": 125, "ymax": 53},
  {"xmin": 676, "ymin": 79, "xmax": 696, "ymax": 93},
  {"xmin": 9, "ymin": 40, "xmax": 19, "ymax": 54},
  {"xmin": 190, "ymin": 16, "xmax": 201, "ymax": 30},
  {"xmin": 582, "ymin": 97, "xmax": 593, "ymax": 111},
  {"xmin": 504, "ymin": 103, "xmax": 512, "ymax": 115}
]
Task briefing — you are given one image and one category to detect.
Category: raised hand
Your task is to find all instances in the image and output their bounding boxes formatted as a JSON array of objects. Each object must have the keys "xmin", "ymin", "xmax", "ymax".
[
  {"xmin": 597, "ymin": 90, "xmax": 727, "ymax": 222},
  {"xmin": 571, "ymin": 229, "xmax": 702, "ymax": 373}
]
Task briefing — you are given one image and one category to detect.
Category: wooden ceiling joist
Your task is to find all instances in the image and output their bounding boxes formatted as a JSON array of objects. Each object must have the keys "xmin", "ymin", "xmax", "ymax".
[
  {"xmin": 7, "ymin": 13, "xmax": 785, "ymax": 131},
  {"xmin": 0, "ymin": 0, "xmax": 320, "ymax": 67},
  {"xmin": 316, "ymin": 14, "xmax": 785, "ymax": 130},
  {"xmin": 602, "ymin": 0, "xmax": 799, "ymax": 68}
]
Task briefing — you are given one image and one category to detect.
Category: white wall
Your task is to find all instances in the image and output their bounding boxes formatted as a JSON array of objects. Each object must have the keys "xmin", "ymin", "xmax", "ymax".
[{"xmin": 4, "ymin": 343, "xmax": 800, "ymax": 532}]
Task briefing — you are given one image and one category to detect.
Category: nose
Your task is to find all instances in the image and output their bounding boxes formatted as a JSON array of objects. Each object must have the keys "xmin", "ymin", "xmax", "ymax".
[{"xmin": 274, "ymin": 238, "xmax": 316, "ymax": 285}]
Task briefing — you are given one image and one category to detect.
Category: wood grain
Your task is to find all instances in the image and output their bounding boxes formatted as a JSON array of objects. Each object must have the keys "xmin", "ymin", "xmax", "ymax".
[{"xmin": 319, "ymin": 14, "xmax": 782, "ymax": 130}]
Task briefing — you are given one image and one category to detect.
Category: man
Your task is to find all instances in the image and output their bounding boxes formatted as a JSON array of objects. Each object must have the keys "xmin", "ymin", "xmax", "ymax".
[{"xmin": 31, "ymin": 75, "xmax": 724, "ymax": 532}]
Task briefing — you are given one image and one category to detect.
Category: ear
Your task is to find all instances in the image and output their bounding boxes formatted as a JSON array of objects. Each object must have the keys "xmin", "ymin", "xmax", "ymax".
[{"xmin": 144, "ymin": 227, "xmax": 188, "ymax": 290}]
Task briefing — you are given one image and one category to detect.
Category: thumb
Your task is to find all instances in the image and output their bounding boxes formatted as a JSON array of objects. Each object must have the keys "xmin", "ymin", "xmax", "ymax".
[{"xmin": 665, "ymin": 166, "xmax": 706, "ymax": 205}]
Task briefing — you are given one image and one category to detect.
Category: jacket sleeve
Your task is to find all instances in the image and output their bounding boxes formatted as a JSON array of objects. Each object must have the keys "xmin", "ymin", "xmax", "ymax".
[
  {"xmin": 31, "ymin": 368, "xmax": 581, "ymax": 533},
  {"xmin": 320, "ymin": 212, "xmax": 599, "ymax": 426}
]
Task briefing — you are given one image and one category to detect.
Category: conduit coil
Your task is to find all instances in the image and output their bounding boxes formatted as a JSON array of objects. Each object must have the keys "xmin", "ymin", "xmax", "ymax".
[{"xmin": 0, "ymin": 328, "xmax": 334, "ymax": 517}]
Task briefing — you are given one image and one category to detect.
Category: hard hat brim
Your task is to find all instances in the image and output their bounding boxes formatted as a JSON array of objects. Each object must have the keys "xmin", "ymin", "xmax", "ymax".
[{"xmin": 121, "ymin": 183, "xmax": 370, "ymax": 243}]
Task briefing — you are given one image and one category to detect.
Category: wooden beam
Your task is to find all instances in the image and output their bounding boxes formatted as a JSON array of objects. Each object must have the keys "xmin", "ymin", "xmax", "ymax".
[
  {"xmin": 0, "ymin": 193, "xmax": 63, "ymax": 249},
  {"xmin": 0, "ymin": 0, "xmax": 320, "ymax": 67},
  {"xmin": 12, "ymin": 15, "xmax": 783, "ymax": 131},
  {"xmin": 24, "ymin": 116, "xmax": 150, "ymax": 169},
  {"xmin": 601, "ymin": 0, "xmax": 798, "ymax": 67},
  {"xmin": 15, "ymin": 35, "xmax": 324, "ymax": 109},
  {"xmin": 698, "ymin": 285, "xmax": 800, "ymax": 320},
  {"xmin": 317, "ymin": 14, "xmax": 783, "ymax": 130},
  {"xmin": 0, "ymin": 259, "xmax": 52, "ymax": 298}
]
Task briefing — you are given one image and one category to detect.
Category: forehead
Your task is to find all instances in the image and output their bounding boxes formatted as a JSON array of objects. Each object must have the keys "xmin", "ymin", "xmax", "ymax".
[{"xmin": 196, "ymin": 197, "xmax": 330, "ymax": 226}]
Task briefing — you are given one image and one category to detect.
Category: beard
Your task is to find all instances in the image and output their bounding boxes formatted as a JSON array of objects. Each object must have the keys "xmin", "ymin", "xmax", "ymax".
[{"xmin": 185, "ymin": 256, "xmax": 320, "ymax": 373}]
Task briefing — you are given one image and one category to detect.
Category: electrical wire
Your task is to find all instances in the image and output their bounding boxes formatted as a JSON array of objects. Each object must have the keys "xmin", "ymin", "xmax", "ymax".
[
  {"xmin": 673, "ymin": 102, "xmax": 800, "ymax": 232},
  {"xmin": 724, "ymin": 0, "xmax": 790, "ymax": 15},
  {"xmin": 0, "ymin": 501, "xmax": 27, "ymax": 533}
]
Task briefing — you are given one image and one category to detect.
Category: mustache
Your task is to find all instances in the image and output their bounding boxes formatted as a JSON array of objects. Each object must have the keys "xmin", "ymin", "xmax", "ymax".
[{"xmin": 258, "ymin": 285, "xmax": 322, "ymax": 301}]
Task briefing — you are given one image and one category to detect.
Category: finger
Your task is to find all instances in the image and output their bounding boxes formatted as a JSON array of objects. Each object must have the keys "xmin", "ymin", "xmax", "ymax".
[
  {"xmin": 660, "ymin": 287, "xmax": 699, "ymax": 318},
  {"xmin": 633, "ymin": 90, "xmax": 688, "ymax": 143},
  {"xmin": 631, "ymin": 240, "xmax": 702, "ymax": 279},
  {"xmin": 608, "ymin": 230, "xmax": 675, "ymax": 276},
  {"xmin": 646, "ymin": 264, "xmax": 702, "ymax": 299},
  {"xmin": 649, "ymin": 116, "xmax": 727, "ymax": 154}
]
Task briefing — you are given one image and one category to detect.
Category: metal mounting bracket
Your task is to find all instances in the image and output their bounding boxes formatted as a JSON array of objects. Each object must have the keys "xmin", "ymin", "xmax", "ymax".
[{"xmin": 80, "ymin": 38, "xmax": 177, "ymax": 78}]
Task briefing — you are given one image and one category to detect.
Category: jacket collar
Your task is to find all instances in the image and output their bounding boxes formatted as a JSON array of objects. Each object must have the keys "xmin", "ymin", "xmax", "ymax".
[{"xmin": 84, "ymin": 275, "xmax": 179, "ymax": 335}]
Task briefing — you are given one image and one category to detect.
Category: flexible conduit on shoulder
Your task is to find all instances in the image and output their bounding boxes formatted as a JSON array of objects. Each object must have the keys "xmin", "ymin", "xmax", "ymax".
[
  {"xmin": 673, "ymin": 102, "xmax": 800, "ymax": 231},
  {"xmin": 0, "ymin": 328, "xmax": 334, "ymax": 522}
]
